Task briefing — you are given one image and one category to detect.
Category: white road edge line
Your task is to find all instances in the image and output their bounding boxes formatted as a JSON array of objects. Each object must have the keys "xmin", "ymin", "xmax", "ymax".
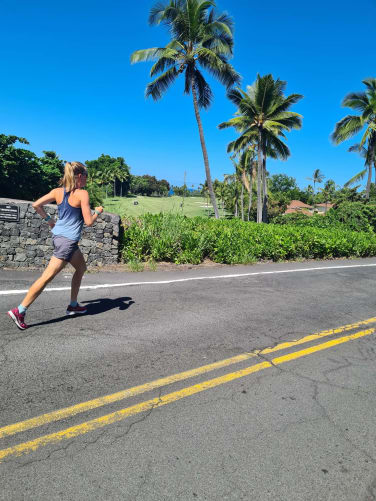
[{"xmin": 1, "ymin": 263, "xmax": 376, "ymax": 296}]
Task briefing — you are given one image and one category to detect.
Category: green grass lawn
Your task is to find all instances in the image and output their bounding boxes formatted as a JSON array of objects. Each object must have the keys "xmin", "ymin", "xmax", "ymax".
[{"xmin": 103, "ymin": 195, "xmax": 217, "ymax": 218}]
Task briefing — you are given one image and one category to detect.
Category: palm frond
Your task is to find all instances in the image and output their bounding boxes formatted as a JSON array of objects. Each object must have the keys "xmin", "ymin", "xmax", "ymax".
[
  {"xmin": 145, "ymin": 66, "xmax": 179, "ymax": 100},
  {"xmin": 227, "ymin": 129, "xmax": 257, "ymax": 153},
  {"xmin": 193, "ymin": 68, "xmax": 213, "ymax": 109},
  {"xmin": 149, "ymin": 1, "xmax": 182, "ymax": 26},
  {"xmin": 348, "ymin": 143, "xmax": 366, "ymax": 157},
  {"xmin": 196, "ymin": 47, "xmax": 240, "ymax": 88},
  {"xmin": 270, "ymin": 93, "xmax": 303, "ymax": 115},
  {"xmin": 130, "ymin": 47, "xmax": 167, "ymax": 64},
  {"xmin": 226, "ymin": 87, "xmax": 247, "ymax": 107},
  {"xmin": 218, "ymin": 116, "xmax": 250, "ymax": 132},
  {"xmin": 359, "ymin": 125, "xmax": 371, "ymax": 148},
  {"xmin": 270, "ymin": 113, "xmax": 303, "ymax": 130},
  {"xmin": 344, "ymin": 169, "xmax": 367, "ymax": 187},
  {"xmin": 342, "ymin": 92, "xmax": 369, "ymax": 112},
  {"xmin": 331, "ymin": 115, "xmax": 363, "ymax": 144},
  {"xmin": 363, "ymin": 77, "xmax": 376, "ymax": 93},
  {"xmin": 254, "ymin": 74, "xmax": 277, "ymax": 114},
  {"xmin": 150, "ymin": 49, "xmax": 180, "ymax": 76},
  {"xmin": 267, "ymin": 134, "xmax": 290, "ymax": 160}
]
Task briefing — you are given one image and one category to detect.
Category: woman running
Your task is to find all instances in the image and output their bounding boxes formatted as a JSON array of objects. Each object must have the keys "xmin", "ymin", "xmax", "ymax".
[{"xmin": 7, "ymin": 161, "xmax": 103, "ymax": 330}]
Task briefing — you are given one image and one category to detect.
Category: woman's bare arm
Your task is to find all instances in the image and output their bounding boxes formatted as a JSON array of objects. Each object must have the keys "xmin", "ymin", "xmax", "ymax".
[
  {"xmin": 32, "ymin": 189, "xmax": 57, "ymax": 228},
  {"xmin": 79, "ymin": 190, "xmax": 103, "ymax": 227}
]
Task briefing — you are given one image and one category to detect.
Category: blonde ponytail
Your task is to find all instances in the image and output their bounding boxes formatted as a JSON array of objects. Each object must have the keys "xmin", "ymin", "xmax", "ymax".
[{"xmin": 60, "ymin": 161, "xmax": 87, "ymax": 191}]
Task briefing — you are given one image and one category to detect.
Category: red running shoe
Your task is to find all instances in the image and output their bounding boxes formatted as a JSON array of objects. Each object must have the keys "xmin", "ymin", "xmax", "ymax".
[
  {"xmin": 66, "ymin": 304, "xmax": 87, "ymax": 315},
  {"xmin": 7, "ymin": 308, "xmax": 29, "ymax": 330}
]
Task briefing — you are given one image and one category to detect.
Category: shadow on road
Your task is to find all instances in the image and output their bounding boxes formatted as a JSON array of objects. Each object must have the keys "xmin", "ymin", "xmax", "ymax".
[{"xmin": 29, "ymin": 296, "xmax": 134, "ymax": 328}]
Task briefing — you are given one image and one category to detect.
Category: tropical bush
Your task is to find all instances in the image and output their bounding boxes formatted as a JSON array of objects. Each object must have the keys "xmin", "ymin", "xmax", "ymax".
[
  {"xmin": 121, "ymin": 214, "xmax": 376, "ymax": 265},
  {"xmin": 272, "ymin": 202, "xmax": 376, "ymax": 233},
  {"xmin": 327, "ymin": 202, "xmax": 376, "ymax": 233},
  {"xmin": 271, "ymin": 212, "xmax": 342, "ymax": 229}
]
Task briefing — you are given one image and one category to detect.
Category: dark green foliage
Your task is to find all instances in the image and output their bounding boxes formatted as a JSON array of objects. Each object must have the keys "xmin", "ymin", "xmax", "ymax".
[
  {"xmin": 271, "ymin": 212, "xmax": 342, "ymax": 229},
  {"xmin": 0, "ymin": 135, "xmax": 63, "ymax": 200},
  {"xmin": 327, "ymin": 202, "xmax": 376, "ymax": 233},
  {"xmin": 39, "ymin": 151, "xmax": 64, "ymax": 189},
  {"xmin": 85, "ymin": 182, "xmax": 103, "ymax": 209},
  {"xmin": 130, "ymin": 175, "xmax": 170, "ymax": 196},
  {"xmin": 272, "ymin": 202, "xmax": 376, "ymax": 233},
  {"xmin": 86, "ymin": 154, "xmax": 131, "ymax": 198},
  {"xmin": 269, "ymin": 174, "xmax": 298, "ymax": 193},
  {"xmin": 121, "ymin": 214, "xmax": 376, "ymax": 265}
]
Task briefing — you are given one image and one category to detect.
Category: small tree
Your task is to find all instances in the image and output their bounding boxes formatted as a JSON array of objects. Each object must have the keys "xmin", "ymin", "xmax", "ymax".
[{"xmin": 332, "ymin": 78, "xmax": 376, "ymax": 200}]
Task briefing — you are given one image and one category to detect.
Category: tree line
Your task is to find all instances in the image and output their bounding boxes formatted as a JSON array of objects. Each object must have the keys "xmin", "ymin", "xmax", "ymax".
[
  {"xmin": 0, "ymin": 135, "xmax": 171, "ymax": 206},
  {"xmin": 131, "ymin": 0, "xmax": 376, "ymax": 223}
]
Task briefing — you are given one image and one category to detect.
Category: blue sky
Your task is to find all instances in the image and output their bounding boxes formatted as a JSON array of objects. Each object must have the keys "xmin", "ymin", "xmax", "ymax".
[{"xmin": 1, "ymin": 0, "xmax": 375, "ymax": 190}]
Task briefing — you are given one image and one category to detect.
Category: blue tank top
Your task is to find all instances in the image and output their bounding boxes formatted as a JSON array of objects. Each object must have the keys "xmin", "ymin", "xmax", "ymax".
[{"xmin": 52, "ymin": 189, "xmax": 84, "ymax": 242}]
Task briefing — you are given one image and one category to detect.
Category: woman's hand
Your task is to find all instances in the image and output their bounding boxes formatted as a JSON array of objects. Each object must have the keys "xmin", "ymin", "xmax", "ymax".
[
  {"xmin": 48, "ymin": 219, "xmax": 55, "ymax": 229},
  {"xmin": 95, "ymin": 206, "xmax": 104, "ymax": 214}
]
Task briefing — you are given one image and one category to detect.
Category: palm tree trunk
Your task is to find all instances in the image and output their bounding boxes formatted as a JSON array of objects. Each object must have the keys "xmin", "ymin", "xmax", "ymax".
[
  {"xmin": 248, "ymin": 165, "xmax": 253, "ymax": 221},
  {"xmin": 240, "ymin": 184, "xmax": 244, "ymax": 221},
  {"xmin": 192, "ymin": 84, "xmax": 219, "ymax": 219},
  {"xmin": 368, "ymin": 133, "xmax": 376, "ymax": 198},
  {"xmin": 262, "ymin": 141, "xmax": 268, "ymax": 223},
  {"xmin": 365, "ymin": 163, "xmax": 372, "ymax": 200},
  {"xmin": 257, "ymin": 129, "xmax": 263, "ymax": 223}
]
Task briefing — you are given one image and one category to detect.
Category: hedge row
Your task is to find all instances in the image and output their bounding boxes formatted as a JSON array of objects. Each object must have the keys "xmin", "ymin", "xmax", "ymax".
[
  {"xmin": 272, "ymin": 202, "xmax": 376, "ymax": 233},
  {"xmin": 121, "ymin": 214, "xmax": 376, "ymax": 265}
]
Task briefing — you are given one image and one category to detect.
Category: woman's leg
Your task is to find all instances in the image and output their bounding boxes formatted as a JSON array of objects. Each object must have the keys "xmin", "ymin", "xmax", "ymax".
[
  {"xmin": 69, "ymin": 248, "xmax": 87, "ymax": 303},
  {"xmin": 21, "ymin": 257, "xmax": 67, "ymax": 309}
]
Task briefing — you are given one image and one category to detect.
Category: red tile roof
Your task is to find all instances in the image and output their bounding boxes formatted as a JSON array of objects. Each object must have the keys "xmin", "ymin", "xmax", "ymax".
[
  {"xmin": 284, "ymin": 208, "xmax": 313, "ymax": 216},
  {"xmin": 287, "ymin": 200, "xmax": 313, "ymax": 209}
]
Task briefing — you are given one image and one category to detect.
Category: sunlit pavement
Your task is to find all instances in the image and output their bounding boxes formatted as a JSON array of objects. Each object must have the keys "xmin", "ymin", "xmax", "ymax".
[{"xmin": 1, "ymin": 258, "xmax": 376, "ymax": 500}]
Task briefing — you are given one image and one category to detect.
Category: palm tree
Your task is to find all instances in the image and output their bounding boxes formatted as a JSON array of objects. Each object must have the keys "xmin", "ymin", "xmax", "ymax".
[
  {"xmin": 229, "ymin": 157, "xmax": 244, "ymax": 219},
  {"xmin": 214, "ymin": 180, "xmax": 226, "ymax": 218},
  {"xmin": 130, "ymin": 0, "xmax": 240, "ymax": 219},
  {"xmin": 319, "ymin": 179, "xmax": 336, "ymax": 211},
  {"xmin": 236, "ymin": 145, "xmax": 257, "ymax": 221},
  {"xmin": 344, "ymin": 142, "xmax": 376, "ymax": 189},
  {"xmin": 115, "ymin": 159, "xmax": 131, "ymax": 197},
  {"xmin": 332, "ymin": 78, "xmax": 376, "ymax": 200},
  {"xmin": 223, "ymin": 172, "xmax": 240, "ymax": 218},
  {"xmin": 306, "ymin": 169, "xmax": 325, "ymax": 197},
  {"xmin": 219, "ymin": 74, "xmax": 303, "ymax": 223}
]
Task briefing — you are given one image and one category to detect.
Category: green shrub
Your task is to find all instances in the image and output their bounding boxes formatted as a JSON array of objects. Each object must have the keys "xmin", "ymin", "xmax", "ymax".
[
  {"xmin": 120, "ymin": 214, "xmax": 376, "ymax": 265},
  {"xmin": 272, "ymin": 202, "xmax": 376, "ymax": 233},
  {"xmin": 326, "ymin": 202, "xmax": 376, "ymax": 233}
]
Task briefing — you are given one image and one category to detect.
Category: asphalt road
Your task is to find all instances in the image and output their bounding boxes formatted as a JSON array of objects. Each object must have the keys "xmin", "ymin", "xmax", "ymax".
[{"xmin": 1, "ymin": 258, "xmax": 376, "ymax": 501}]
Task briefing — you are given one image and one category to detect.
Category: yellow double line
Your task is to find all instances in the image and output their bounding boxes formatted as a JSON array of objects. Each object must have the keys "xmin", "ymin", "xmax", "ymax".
[{"xmin": 0, "ymin": 317, "xmax": 375, "ymax": 463}]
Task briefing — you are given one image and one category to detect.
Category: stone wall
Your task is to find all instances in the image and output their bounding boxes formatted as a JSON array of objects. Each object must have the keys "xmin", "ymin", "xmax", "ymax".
[{"xmin": 0, "ymin": 199, "xmax": 120, "ymax": 269}]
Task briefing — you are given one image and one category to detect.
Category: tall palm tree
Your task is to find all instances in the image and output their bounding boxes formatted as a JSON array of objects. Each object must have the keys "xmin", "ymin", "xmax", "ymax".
[
  {"xmin": 219, "ymin": 74, "xmax": 303, "ymax": 223},
  {"xmin": 344, "ymin": 142, "xmax": 376, "ymax": 188},
  {"xmin": 130, "ymin": 0, "xmax": 240, "ymax": 219},
  {"xmin": 307, "ymin": 168, "xmax": 325, "ymax": 196},
  {"xmin": 332, "ymin": 78, "xmax": 376, "ymax": 200}
]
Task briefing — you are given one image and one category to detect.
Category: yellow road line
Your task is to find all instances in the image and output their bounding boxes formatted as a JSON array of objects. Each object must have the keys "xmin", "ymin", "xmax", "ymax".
[
  {"xmin": 1, "ymin": 316, "xmax": 375, "ymax": 440},
  {"xmin": 0, "ymin": 327, "xmax": 374, "ymax": 463}
]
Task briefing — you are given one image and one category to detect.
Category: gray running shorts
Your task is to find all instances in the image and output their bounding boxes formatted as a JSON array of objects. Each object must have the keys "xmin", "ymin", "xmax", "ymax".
[{"xmin": 52, "ymin": 235, "xmax": 79, "ymax": 262}]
